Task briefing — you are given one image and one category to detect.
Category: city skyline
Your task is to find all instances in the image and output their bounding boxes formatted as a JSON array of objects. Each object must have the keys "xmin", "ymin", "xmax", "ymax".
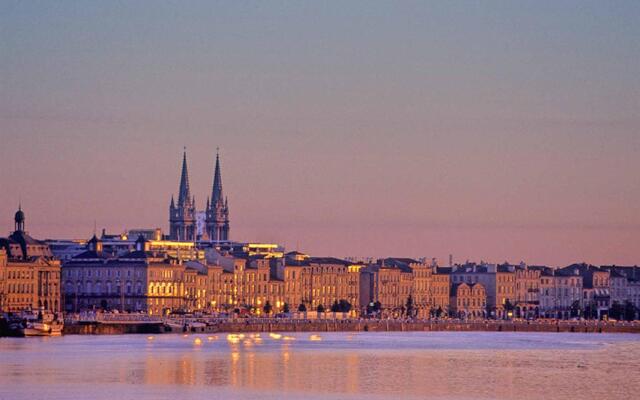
[{"xmin": 2, "ymin": 1, "xmax": 640, "ymax": 266}]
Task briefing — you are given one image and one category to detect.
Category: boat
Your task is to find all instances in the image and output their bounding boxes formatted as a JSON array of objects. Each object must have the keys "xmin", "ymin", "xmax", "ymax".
[
  {"xmin": 23, "ymin": 321, "xmax": 53, "ymax": 336},
  {"xmin": 18, "ymin": 310, "xmax": 64, "ymax": 337}
]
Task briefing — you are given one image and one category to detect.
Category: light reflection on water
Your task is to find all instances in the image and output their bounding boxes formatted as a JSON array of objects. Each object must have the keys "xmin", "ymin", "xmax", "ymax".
[{"xmin": 0, "ymin": 332, "xmax": 639, "ymax": 400}]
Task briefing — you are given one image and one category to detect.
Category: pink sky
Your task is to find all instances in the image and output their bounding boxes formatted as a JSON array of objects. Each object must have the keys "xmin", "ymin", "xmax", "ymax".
[{"xmin": 1, "ymin": 2, "xmax": 639, "ymax": 266}]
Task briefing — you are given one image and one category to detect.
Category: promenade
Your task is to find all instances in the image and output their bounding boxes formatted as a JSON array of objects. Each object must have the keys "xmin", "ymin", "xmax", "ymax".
[{"xmin": 61, "ymin": 315, "xmax": 640, "ymax": 335}]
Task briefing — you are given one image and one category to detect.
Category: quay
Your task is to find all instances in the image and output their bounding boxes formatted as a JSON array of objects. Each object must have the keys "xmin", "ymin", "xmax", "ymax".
[{"xmin": 57, "ymin": 315, "xmax": 640, "ymax": 335}]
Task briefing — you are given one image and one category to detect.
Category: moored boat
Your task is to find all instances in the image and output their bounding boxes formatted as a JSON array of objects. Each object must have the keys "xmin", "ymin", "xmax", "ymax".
[{"xmin": 17, "ymin": 310, "xmax": 64, "ymax": 337}]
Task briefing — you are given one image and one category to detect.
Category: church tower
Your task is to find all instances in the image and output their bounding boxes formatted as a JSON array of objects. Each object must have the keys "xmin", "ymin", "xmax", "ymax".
[
  {"xmin": 205, "ymin": 150, "xmax": 230, "ymax": 241},
  {"xmin": 169, "ymin": 149, "xmax": 197, "ymax": 241}
]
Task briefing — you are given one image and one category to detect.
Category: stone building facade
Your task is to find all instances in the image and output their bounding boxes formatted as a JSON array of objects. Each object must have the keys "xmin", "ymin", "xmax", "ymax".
[
  {"xmin": 0, "ymin": 207, "xmax": 61, "ymax": 314},
  {"xmin": 450, "ymin": 282, "xmax": 486, "ymax": 319},
  {"xmin": 62, "ymin": 236, "xmax": 210, "ymax": 315},
  {"xmin": 514, "ymin": 264, "xmax": 541, "ymax": 318},
  {"xmin": 430, "ymin": 270, "xmax": 450, "ymax": 316}
]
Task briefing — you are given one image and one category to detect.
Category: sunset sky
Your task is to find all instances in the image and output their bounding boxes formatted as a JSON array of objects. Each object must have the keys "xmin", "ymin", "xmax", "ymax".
[{"xmin": 1, "ymin": 1, "xmax": 639, "ymax": 266}]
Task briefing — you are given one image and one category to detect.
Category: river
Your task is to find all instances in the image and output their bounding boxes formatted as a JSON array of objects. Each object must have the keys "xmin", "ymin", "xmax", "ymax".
[{"xmin": 1, "ymin": 332, "xmax": 638, "ymax": 399}]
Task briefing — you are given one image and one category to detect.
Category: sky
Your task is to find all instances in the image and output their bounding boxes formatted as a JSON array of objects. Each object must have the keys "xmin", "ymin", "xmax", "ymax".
[{"xmin": 1, "ymin": 1, "xmax": 639, "ymax": 266}]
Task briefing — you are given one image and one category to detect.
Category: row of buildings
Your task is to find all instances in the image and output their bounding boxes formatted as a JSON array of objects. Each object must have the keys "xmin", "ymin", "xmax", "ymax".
[
  {"xmin": 2, "ymin": 150, "xmax": 639, "ymax": 320},
  {"xmin": 2, "ymin": 206, "xmax": 639, "ymax": 320}
]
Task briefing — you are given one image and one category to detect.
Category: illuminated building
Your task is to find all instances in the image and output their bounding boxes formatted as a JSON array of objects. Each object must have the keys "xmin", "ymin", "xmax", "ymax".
[
  {"xmin": 514, "ymin": 264, "xmax": 541, "ymax": 318},
  {"xmin": 61, "ymin": 235, "xmax": 210, "ymax": 314},
  {"xmin": 450, "ymin": 282, "xmax": 487, "ymax": 319},
  {"xmin": 430, "ymin": 269, "xmax": 450, "ymax": 316},
  {"xmin": 281, "ymin": 252, "xmax": 363, "ymax": 314},
  {"xmin": 448, "ymin": 263, "xmax": 515, "ymax": 319},
  {"xmin": 0, "ymin": 207, "xmax": 61, "ymax": 313}
]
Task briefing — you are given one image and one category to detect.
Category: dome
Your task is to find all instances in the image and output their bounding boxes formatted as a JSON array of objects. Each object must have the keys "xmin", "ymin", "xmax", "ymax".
[{"xmin": 14, "ymin": 208, "xmax": 25, "ymax": 224}]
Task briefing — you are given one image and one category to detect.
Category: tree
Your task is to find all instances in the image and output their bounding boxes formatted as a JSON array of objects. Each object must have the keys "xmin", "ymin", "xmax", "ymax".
[
  {"xmin": 584, "ymin": 302, "xmax": 596, "ymax": 319},
  {"xmin": 317, "ymin": 304, "xmax": 325, "ymax": 313},
  {"xmin": 610, "ymin": 301, "xmax": 623, "ymax": 320},
  {"xmin": 283, "ymin": 303, "xmax": 290, "ymax": 313},
  {"xmin": 263, "ymin": 301, "xmax": 272, "ymax": 315},
  {"xmin": 331, "ymin": 300, "xmax": 340, "ymax": 313},
  {"xmin": 338, "ymin": 299, "xmax": 352, "ymax": 313},
  {"xmin": 405, "ymin": 295, "xmax": 414, "ymax": 318},
  {"xmin": 435, "ymin": 307, "xmax": 443, "ymax": 318},
  {"xmin": 570, "ymin": 301, "xmax": 581, "ymax": 318},
  {"xmin": 373, "ymin": 301, "xmax": 382, "ymax": 312},
  {"xmin": 298, "ymin": 303, "xmax": 307, "ymax": 312},
  {"xmin": 624, "ymin": 301, "xmax": 636, "ymax": 321}
]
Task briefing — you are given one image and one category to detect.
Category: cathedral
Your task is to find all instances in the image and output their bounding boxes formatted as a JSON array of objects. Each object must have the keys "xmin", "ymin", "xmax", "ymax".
[{"xmin": 169, "ymin": 149, "xmax": 230, "ymax": 242}]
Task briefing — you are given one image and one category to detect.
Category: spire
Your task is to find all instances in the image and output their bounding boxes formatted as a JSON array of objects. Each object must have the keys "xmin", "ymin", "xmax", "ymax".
[
  {"xmin": 211, "ymin": 148, "xmax": 223, "ymax": 206},
  {"xmin": 206, "ymin": 196, "xmax": 210, "ymax": 210},
  {"xmin": 178, "ymin": 148, "xmax": 191, "ymax": 206},
  {"xmin": 170, "ymin": 195, "xmax": 175, "ymax": 209}
]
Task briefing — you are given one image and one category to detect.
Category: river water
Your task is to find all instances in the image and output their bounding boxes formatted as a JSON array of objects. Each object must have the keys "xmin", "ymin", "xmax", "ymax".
[{"xmin": 0, "ymin": 332, "xmax": 638, "ymax": 400}]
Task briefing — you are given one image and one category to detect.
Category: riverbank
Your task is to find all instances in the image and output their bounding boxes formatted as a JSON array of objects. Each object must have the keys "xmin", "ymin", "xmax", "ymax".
[{"xmin": 58, "ymin": 319, "xmax": 640, "ymax": 335}]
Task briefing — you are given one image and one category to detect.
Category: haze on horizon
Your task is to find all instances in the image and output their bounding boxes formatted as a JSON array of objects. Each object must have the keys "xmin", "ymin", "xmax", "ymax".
[{"xmin": 1, "ymin": 1, "xmax": 639, "ymax": 267}]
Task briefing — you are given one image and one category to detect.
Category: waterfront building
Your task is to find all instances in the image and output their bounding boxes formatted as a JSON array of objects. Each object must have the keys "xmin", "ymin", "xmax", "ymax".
[
  {"xmin": 360, "ymin": 258, "xmax": 445, "ymax": 318},
  {"xmin": 449, "ymin": 282, "xmax": 486, "ymax": 319},
  {"xmin": 537, "ymin": 267, "xmax": 558, "ymax": 317},
  {"xmin": 307, "ymin": 257, "xmax": 361, "ymax": 313},
  {"xmin": 629, "ymin": 280, "xmax": 640, "ymax": 318},
  {"xmin": 379, "ymin": 258, "xmax": 434, "ymax": 318},
  {"xmin": 0, "ymin": 249, "xmax": 6, "ymax": 310},
  {"xmin": 0, "ymin": 207, "xmax": 61, "ymax": 313},
  {"xmin": 362, "ymin": 261, "xmax": 412, "ymax": 317},
  {"xmin": 281, "ymin": 252, "xmax": 308, "ymax": 311},
  {"xmin": 495, "ymin": 265, "xmax": 517, "ymax": 318},
  {"xmin": 601, "ymin": 265, "xmax": 640, "ymax": 318},
  {"xmin": 559, "ymin": 263, "xmax": 610, "ymax": 318},
  {"xmin": 451, "ymin": 262, "xmax": 499, "ymax": 316},
  {"xmin": 600, "ymin": 265, "xmax": 639, "ymax": 306},
  {"xmin": 538, "ymin": 267, "xmax": 583, "ymax": 319},
  {"xmin": 608, "ymin": 269, "xmax": 629, "ymax": 308},
  {"xmin": 205, "ymin": 254, "xmax": 286, "ymax": 314},
  {"xmin": 430, "ymin": 269, "xmax": 450, "ymax": 316},
  {"xmin": 439, "ymin": 263, "xmax": 515, "ymax": 318},
  {"xmin": 169, "ymin": 150, "xmax": 197, "ymax": 241},
  {"xmin": 61, "ymin": 235, "xmax": 210, "ymax": 314},
  {"xmin": 514, "ymin": 264, "xmax": 541, "ymax": 318},
  {"xmin": 281, "ymin": 252, "xmax": 362, "ymax": 315}
]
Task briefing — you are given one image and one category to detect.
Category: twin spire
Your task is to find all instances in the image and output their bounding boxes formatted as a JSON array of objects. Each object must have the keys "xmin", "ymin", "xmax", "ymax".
[
  {"xmin": 175, "ymin": 148, "xmax": 222, "ymax": 210},
  {"xmin": 170, "ymin": 147, "xmax": 230, "ymax": 241}
]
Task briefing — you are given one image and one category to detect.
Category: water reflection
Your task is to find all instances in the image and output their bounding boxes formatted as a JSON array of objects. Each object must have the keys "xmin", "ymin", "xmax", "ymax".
[{"xmin": 0, "ymin": 333, "xmax": 639, "ymax": 400}]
